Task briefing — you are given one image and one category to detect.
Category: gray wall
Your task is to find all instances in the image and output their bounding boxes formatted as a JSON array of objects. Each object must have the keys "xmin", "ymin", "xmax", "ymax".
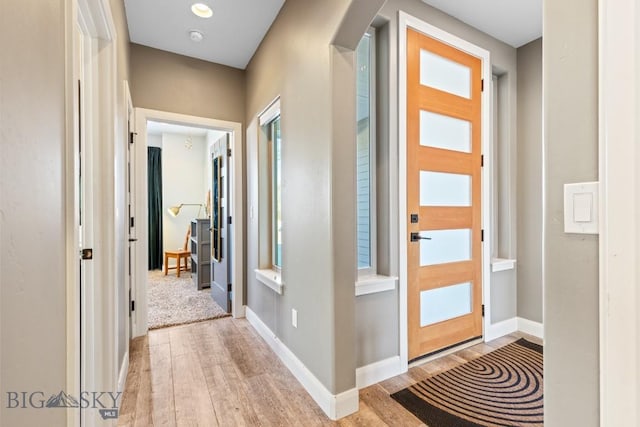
[
  {"xmin": 0, "ymin": 1, "xmax": 68, "ymax": 425},
  {"xmin": 245, "ymin": 0, "xmax": 356, "ymax": 394},
  {"xmin": 544, "ymin": 0, "xmax": 599, "ymax": 425},
  {"xmin": 517, "ymin": 39, "xmax": 543, "ymax": 323},
  {"xmin": 130, "ymin": 44, "xmax": 246, "ymax": 125},
  {"xmin": 353, "ymin": 0, "xmax": 520, "ymax": 367}
]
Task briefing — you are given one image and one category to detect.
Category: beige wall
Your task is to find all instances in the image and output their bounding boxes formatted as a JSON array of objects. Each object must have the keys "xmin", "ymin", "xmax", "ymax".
[
  {"xmin": 0, "ymin": 1, "xmax": 68, "ymax": 425},
  {"xmin": 517, "ymin": 38, "xmax": 543, "ymax": 323},
  {"xmin": 544, "ymin": 0, "xmax": 599, "ymax": 424},
  {"xmin": 1, "ymin": 0, "xmax": 131, "ymax": 424},
  {"xmin": 130, "ymin": 44, "xmax": 246, "ymax": 125}
]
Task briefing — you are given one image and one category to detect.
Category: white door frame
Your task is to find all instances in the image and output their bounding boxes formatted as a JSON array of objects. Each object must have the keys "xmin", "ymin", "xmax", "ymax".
[
  {"xmin": 598, "ymin": 0, "xmax": 639, "ymax": 424},
  {"xmin": 132, "ymin": 108, "xmax": 245, "ymax": 338},
  {"xmin": 398, "ymin": 12, "xmax": 492, "ymax": 367},
  {"xmin": 66, "ymin": 0, "xmax": 118, "ymax": 425}
]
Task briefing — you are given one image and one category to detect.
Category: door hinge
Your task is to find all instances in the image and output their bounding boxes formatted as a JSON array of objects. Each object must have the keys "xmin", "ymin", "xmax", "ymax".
[
  {"xmin": 130, "ymin": 216, "xmax": 135, "ymax": 228},
  {"xmin": 482, "ymin": 304, "xmax": 485, "ymax": 317},
  {"xmin": 81, "ymin": 248, "xmax": 93, "ymax": 260},
  {"xmin": 131, "ymin": 300, "xmax": 135, "ymax": 312},
  {"xmin": 481, "ymin": 229, "xmax": 485, "ymax": 242},
  {"xmin": 228, "ymin": 216, "xmax": 232, "ymax": 225},
  {"xmin": 481, "ymin": 79, "xmax": 484, "ymax": 92},
  {"xmin": 227, "ymin": 148, "xmax": 232, "ymax": 157},
  {"xmin": 129, "ymin": 132, "xmax": 137, "ymax": 144},
  {"xmin": 481, "ymin": 154, "xmax": 484, "ymax": 167},
  {"xmin": 227, "ymin": 283, "xmax": 232, "ymax": 292}
]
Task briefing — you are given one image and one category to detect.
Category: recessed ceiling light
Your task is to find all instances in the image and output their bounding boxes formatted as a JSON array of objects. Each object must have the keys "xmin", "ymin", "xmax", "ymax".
[
  {"xmin": 191, "ymin": 3, "xmax": 213, "ymax": 18},
  {"xmin": 189, "ymin": 30, "xmax": 204, "ymax": 42}
]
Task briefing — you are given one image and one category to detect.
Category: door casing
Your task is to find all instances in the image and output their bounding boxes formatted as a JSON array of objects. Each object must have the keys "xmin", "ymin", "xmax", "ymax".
[{"xmin": 398, "ymin": 12, "xmax": 492, "ymax": 369}]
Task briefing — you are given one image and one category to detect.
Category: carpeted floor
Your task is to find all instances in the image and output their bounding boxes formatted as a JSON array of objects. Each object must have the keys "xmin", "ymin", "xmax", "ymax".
[
  {"xmin": 392, "ymin": 338, "xmax": 543, "ymax": 427},
  {"xmin": 147, "ymin": 270, "xmax": 230, "ymax": 329}
]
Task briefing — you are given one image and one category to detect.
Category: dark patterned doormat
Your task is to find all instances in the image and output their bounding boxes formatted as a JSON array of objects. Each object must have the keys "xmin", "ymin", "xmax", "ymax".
[{"xmin": 391, "ymin": 339, "xmax": 543, "ymax": 426}]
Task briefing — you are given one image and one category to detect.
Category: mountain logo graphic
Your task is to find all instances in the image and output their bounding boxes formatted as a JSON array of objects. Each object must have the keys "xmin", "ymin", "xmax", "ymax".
[{"xmin": 45, "ymin": 391, "xmax": 80, "ymax": 408}]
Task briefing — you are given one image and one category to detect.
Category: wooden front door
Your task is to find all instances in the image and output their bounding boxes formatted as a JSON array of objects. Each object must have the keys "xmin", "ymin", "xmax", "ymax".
[{"xmin": 407, "ymin": 28, "xmax": 483, "ymax": 360}]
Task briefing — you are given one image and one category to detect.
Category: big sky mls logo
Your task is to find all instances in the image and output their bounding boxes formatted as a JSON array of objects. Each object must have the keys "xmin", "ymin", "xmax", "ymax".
[{"xmin": 7, "ymin": 390, "xmax": 121, "ymax": 420}]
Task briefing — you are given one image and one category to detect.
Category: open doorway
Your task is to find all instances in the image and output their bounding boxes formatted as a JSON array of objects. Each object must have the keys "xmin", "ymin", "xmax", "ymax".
[
  {"xmin": 131, "ymin": 109, "xmax": 244, "ymax": 338},
  {"xmin": 145, "ymin": 120, "xmax": 230, "ymax": 329}
]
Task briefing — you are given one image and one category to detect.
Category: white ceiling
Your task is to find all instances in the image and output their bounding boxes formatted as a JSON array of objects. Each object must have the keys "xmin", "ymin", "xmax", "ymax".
[
  {"xmin": 147, "ymin": 120, "xmax": 223, "ymax": 138},
  {"xmin": 124, "ymin": 0, "xmax": 285, "ymax": 69},
  {"xmin": 421, "ymin": 0, "xmax": 542, "ymax": 48},
  {"xmin": 124, "ymin": 1, "xmax": 541, "ymax": 70}
]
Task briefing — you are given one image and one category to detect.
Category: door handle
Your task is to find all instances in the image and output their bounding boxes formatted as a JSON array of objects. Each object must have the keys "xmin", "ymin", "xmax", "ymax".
[
  {"xmin": 411, "ymin": 232, "xmax": 432, "ymax": 242},
  {"xmin": 128, "ymin": 238, "xmax": 138, "ymax": 242}
]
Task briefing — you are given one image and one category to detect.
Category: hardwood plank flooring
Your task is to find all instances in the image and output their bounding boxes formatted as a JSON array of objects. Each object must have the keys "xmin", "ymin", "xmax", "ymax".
[{"xmin": 118, "ymin": 317, "xmax": 541, "ymax": 427}]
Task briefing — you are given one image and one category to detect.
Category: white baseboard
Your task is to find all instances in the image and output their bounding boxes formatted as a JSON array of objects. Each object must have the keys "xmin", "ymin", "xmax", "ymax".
[
  {"xmin": 485, "ymin": 317, "xmax": 544, "ymax": 342},
  {"xmin": 356, "ymin": 356, "xmax": 403, "ymax": 389},
  {"xmin": 485, "ymin": 317, "xmax": 518, "ymax": 341},
  {"xmin": 117, "ymin": 350, "xmax": 129, "ymax": 394},
  {"xmin": 517, "ymin": 317, "xmax": 544, "ymax": 339},
  {"xmin": 245, "ymin": 307, "xmax": 359, "ymax": 420}
]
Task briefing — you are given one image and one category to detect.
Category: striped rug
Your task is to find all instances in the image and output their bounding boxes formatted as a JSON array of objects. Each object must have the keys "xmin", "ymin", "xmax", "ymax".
[{"xmin": 391, "ymin": 339, "xmax": 543, "ymax": 427}]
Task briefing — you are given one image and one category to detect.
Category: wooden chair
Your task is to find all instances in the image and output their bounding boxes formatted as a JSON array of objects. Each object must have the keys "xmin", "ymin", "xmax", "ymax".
[{"xmin": 164, "ymin": 227, "xmax": 191, "ymax": 277}]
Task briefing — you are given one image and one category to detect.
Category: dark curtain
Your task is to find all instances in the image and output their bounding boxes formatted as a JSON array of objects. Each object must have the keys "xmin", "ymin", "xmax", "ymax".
[{"xmin": 148, "ymin": 147, "xmax": 163, "ymax": 270}]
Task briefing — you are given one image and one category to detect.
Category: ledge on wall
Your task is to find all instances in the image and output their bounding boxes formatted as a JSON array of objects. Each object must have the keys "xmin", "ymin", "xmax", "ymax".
[
  {"xmin": 355, "ymin": 275, "xmax": 397, "ymax": 297},
  {"xmin": 491, "ymin": 258, "xmax": 517, "ymax": 273},
  {"xmin": 255, "ymin": 269, "xmax": 283, "ymax": 295}
]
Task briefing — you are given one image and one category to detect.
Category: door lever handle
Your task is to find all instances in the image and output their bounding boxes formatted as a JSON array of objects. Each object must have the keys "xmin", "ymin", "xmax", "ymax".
[
  {"xmin": 128, "ymin": 238, "xmax": 138, "ymax": 242},
  {"xmin": 411, "ymin": 232, "xmax": 432, "ymax": 242}
]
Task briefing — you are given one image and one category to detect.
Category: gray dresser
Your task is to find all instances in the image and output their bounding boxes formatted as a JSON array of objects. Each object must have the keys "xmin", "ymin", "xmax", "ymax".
[{"xmin": 190, "ymin": 218, "xmax": 211, "ymax": 290}]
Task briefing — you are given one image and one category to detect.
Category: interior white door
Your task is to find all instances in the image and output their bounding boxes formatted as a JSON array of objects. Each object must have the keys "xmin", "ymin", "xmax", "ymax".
[{"xmin": 124, "ymin": 83, "xmax": 135, "ymax": 373}]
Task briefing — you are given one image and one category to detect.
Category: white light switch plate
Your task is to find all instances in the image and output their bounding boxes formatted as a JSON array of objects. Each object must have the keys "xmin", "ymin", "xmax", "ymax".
[{"xmin": 564, "ymin": 182, "xmax": 599, "ymax": 234}]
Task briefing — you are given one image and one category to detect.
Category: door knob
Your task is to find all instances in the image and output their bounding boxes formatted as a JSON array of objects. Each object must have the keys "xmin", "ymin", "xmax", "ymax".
[{"xmin": 411, "ymin": 232, "xmax": 432, "ymax": 242}]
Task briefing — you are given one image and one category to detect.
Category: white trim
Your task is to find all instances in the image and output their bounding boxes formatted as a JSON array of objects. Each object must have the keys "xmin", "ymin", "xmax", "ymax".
[
  {"xmin": 68, "ymin": 0, "xmax": 119, "ymax": 425},
  {"xmin": 517, "ymin": 317, "xmax": 543, "ymax": 340},
  {"xmin": 64, "ymin": 0, "xmax": 80, "ymax": 425},
  {"xmin": 484, "ymin": 317, "xmax": 518, "ymax": 342},
  {"xmin": 255, "ymin": 268, "xmax": 284, "ymax": 294},
  {"xmin": 245, "ymin": 307, "xmax": 359, "ymax": 420},
  {"xmin": 491, "ymin": 258, "xmax": 516, "ymax": 272},
  {"xmin": 356, "ymin": 356, "xmax": 403, "ymax": 389},
  {"xmin": 258, "ymin": 97, "xmax": 281, "ymax": 126},
  {"xmin": 355, "ymin": 275, "xmax": 397, "ymax": 296},
  {"xmin": 133, "ymin": 109, "xmax": 245, "ymax": 337},
  {"xmin": 599, "ymin": 0, "xmax": 639, "ymax": 425},
  {"xmin": 398, "ymin": 11, "xmax": 492, "ymax": 368},
  {"xmin": 117, "ymin": 350, "xmax": 130, "ymax": 393}
]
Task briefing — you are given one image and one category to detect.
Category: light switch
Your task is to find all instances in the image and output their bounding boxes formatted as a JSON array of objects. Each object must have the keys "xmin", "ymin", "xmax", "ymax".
[
  {"xmin": 573, "ymin": 193, "xmax": 593, "ymax": 222},
  {"xmin": 564, "ymin": 182, "xmax": 599, "ymax": 234}
]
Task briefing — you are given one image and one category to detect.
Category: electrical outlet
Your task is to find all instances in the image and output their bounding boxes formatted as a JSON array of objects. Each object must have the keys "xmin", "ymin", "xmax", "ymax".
[{"xmin": 291, "ymin": 309, "xmax": 298, "ymax": 328}]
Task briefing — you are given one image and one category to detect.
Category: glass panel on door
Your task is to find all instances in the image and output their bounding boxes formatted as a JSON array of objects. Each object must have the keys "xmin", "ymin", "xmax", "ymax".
[
  {"xmin": 420, "ymin": 50, "xmax": 471, "ymax": 98},
  {"xmin": 419, "ymin": 229, "xmax": 472, "ymax": 266},
  {"xmin": 420, "ymin": 282, "xmax": 473, "ymax": 326},
  {"xmin": 420, "ymin": 171, "xmax": 471, "ymax": 206},
  {"xmin": 420, "ymin": 110, "xmax": 471, "ymax": 153}
]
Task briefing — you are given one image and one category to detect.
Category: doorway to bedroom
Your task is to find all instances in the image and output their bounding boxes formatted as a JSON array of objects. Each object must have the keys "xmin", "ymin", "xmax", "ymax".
[
  {"xmin": 130, "ymin": 109, "xmax": 244, "ymax": 337},
  {"xmin": 145, "ymin": 120, "xmax": 230, "ymax": 329}
]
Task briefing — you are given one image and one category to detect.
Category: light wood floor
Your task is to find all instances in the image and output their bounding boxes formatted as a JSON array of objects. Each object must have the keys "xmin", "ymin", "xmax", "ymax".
[{"xmin": 118, "ymin": 317, "xmax": 542, "ymax": 427}]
